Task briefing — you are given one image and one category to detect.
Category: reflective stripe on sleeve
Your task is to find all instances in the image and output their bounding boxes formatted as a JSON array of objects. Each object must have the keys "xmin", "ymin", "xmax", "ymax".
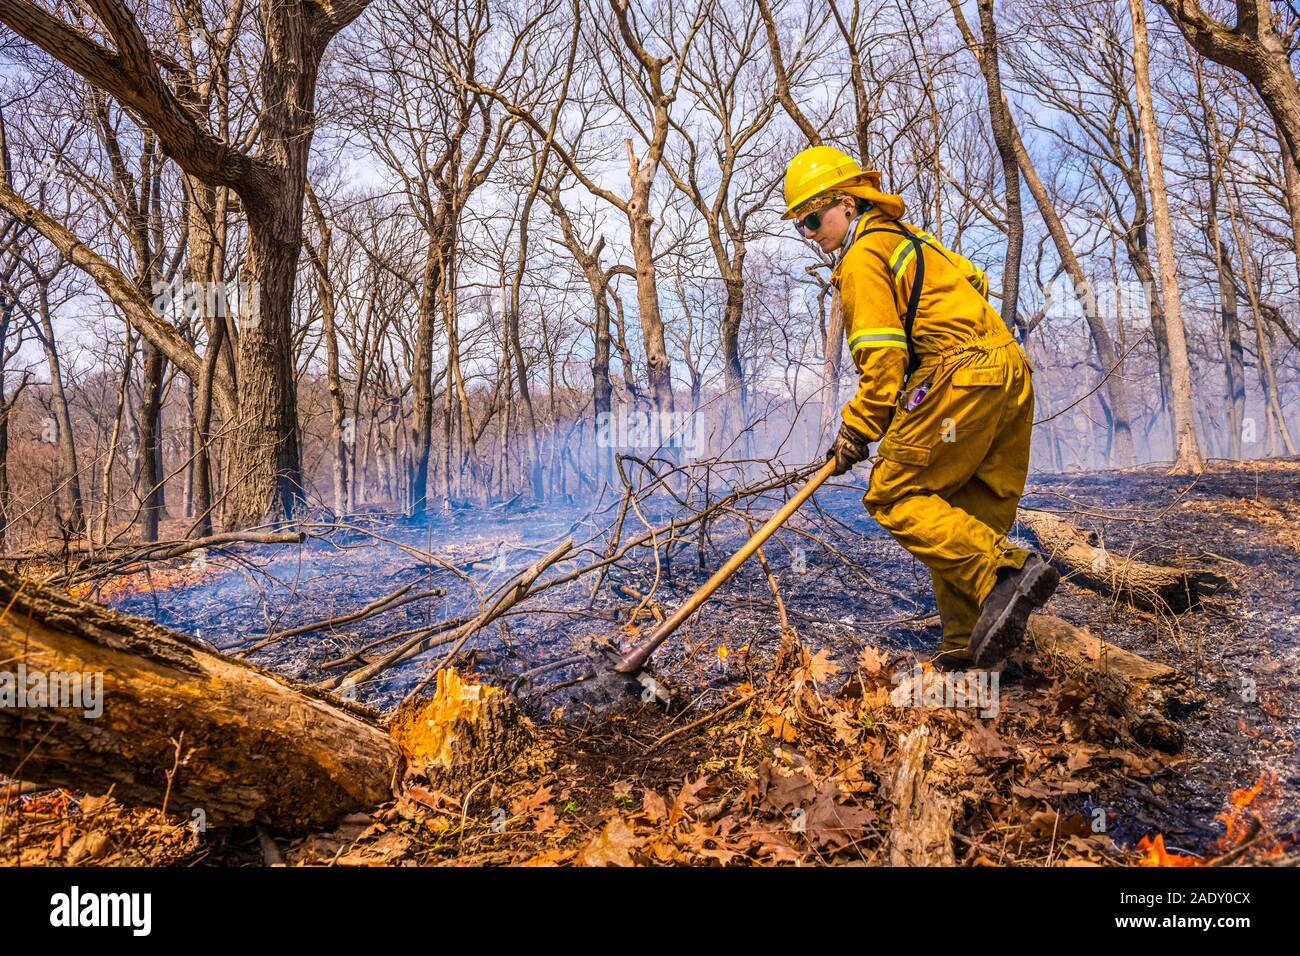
[{"xmin": 848, "ymin": 328, "xmax": 909, "ymax": 352}]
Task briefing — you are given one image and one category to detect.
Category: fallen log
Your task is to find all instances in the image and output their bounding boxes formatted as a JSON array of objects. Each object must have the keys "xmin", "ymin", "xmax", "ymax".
[
  {"xmin": 0, "ymin": 570, "xmax": 403, "ymax": 831},
  {"xmin": 1027, "ymin": 614, "xmax": 1190, "ymax": 754},
  {"xmin": 1019, "ymin": 509, "xmax": 1228, "ymax": 612}
]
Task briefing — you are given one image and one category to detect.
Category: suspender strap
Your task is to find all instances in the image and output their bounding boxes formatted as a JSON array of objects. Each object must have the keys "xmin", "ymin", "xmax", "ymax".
[{"xmin": 858, "ymin": 224, "xmax": 928, "ymax": 377}]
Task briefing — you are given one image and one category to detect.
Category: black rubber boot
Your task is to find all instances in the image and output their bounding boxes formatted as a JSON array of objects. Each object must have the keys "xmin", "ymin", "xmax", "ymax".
[{"xmin": 968, "ymin": 554, "xmax": 1060, "ymax": 668}]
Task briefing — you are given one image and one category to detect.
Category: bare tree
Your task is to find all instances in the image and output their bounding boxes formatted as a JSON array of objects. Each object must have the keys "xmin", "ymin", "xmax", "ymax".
[{"xmin": 1127, "ymin": 0, "xmax": 1203, "ymax": 472}]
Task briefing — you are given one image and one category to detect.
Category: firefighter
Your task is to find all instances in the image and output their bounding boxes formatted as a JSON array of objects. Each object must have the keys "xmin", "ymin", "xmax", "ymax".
[{"xmin": 785, "ymin": 145, "xmax": 1059, "ymax": 669}]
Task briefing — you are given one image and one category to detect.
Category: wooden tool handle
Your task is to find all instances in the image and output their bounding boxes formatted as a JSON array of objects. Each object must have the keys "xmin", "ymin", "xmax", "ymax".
[{"xmin": 614, "ymin": 458, "xmax": 839, "ymax": 673}]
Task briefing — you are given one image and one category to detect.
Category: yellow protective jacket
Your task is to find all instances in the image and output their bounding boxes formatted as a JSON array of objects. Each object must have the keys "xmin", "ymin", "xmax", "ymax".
[{"xmin": 831, "ymin": 208, "xmax": 1006, "ymax": 441}]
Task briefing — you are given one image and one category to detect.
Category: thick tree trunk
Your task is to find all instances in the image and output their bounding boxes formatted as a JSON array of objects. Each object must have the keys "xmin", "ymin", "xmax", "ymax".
[
  {"xmin": 1281, "ymin": 133, "xmax": 1300, "ymax": 308},
  {"xmin": 227, "ymin": 206, "xmax": 306, "ymax": 527},
  {"xmin": 0, "ymin": 570, "xmax": 402, "ymax": 831},
  {"xmin": 1155, "ymin": 0, "xmax": 1300, "ymax": 182},
  {"xmin": 627, "ymin": 194, "xmax": 675, "ymax": 418}
]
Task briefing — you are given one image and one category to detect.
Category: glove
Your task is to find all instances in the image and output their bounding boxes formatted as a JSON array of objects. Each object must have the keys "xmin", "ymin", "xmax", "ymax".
[{"xmin": 825, "ymin": 422, "xmax": 871, "ymax": 476}]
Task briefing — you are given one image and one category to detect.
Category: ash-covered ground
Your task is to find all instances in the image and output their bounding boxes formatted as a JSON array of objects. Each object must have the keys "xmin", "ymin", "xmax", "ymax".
[{"xmin": 103, "ymin": 459, "xmax": 1300, "ymax": 857}]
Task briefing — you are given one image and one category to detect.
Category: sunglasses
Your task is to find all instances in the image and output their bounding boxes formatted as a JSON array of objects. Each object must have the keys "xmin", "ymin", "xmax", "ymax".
[{"xmin": 793, "ymin": 203, "xmax": 841, "ymax": 234}]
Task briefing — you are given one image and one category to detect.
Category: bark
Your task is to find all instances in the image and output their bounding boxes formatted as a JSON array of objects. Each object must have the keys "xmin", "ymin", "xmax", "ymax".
[
  {"xmin": 1020, "ymin": 509, "xmax": 1229, "ymax": 612},
  {"xmin": 1198, "ymin": 107, "xmax": 1247, "ymax": 457},
  {"xmin": 886, "ymin": 725, "xmax": 955, "ymax": 866},
  {"xmin": 1028, "ymin": 614, "xmax": 1190, "ymax": 754},
  {"xmin": 304, "ymin": 185, "xmax": 349, "ymax": 515},
  {"xmin": 0, "ymin": 0, "xmax": 374, "ymax": 527},
  {"xmin": 755, "ymin": 0, "xmax": 823, "ymax": 145},
  {"xmin": 33, "ymin": 277, "xmax": 85, "ymax": 534},
  {"xmin": 410, "ymin": 243, "xmax": 441, "ymax": 515},
  {"xmin": 0, "ymin": 569, "xmax": 401, "ymax": 831},
  {"xmin": 1127, "ymin": 0, "xmax": 1203, "ymax": 473},
  {"xmin": 133, "ymin": 344, "xmax": 166, "ymax": 540},
  {"xmin": 388, "ymin": 668, "xmax": 536, "ymax": 802},
  {"xmin": 1214, "ymin": 228, "xmax": 1246, "ymax": 458},
  {"xmin": 626, "ymin": 168, "xmax": 675, "ymax": 418},
  {"xmin": 1217, "ymin": 151, "xmax": 1299, "ymax": 457},
  {"xmin": 818, "ymin": 283, "xmax": 844, "ymax": 446},
  {"xmin": 974, "ymin": 0, "xmax": 1024, "ymax": 328},
  {"xmin": 1281, "ymin": 132, "xmax": 1300, "ymax": 306},
  {"xmin": 545, "ymin": 188, "xmax": 615, "ymax": 479}
]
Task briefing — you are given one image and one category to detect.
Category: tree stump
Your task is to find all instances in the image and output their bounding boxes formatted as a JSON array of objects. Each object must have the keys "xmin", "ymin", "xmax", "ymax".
[{"xmin": 387, "ymin": 669, "xmax": 537, "ymax": 801}]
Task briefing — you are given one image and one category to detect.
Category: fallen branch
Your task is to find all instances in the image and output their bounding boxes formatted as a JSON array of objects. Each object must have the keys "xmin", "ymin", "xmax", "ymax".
[
  {"xmin": 1019, "ymin": 509, "xmax": 1228, "ymax": 612},
  {"xmin": 239, "ymin": 583, "xmax": 445, "ymax": 654}
]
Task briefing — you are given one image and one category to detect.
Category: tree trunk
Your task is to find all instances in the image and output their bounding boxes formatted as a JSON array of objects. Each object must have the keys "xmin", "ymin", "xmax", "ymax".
[
  {"xmin": 818, "ymin": 289, "xmax": 845, "ymax": 448},
  {"xmin": 226, "ymin": 204, "xmax": 306, "ymax": 527},
  {"xmin": 1127, "ymin": 0, "xmax": 1202, "ymax": 473},
  {"xmin": 133, "ymin": 343, "xmax": 166, "ymax": 540},
  {"xmin": 1155, "ymin": 0, "xmax": 1300, "ymax": 182},
  {"xmin": 1028, "ymin": 614, "xmax": 1190, "ymax": 754},
  {"xmin": 626, "ymin": 191, "xmax": 675, "ymax": 418},
  {"xmin": 305, "ymin": 186, "xmax": 349, "ymax": 516},
  {"xmin": 410, "ymin": 241, "xmax": 440, "ymax": 517},
  {"xmin": 34, "ymin": 277, "xmax": 85, "ymax": 534},
  {"xmin": 1020, "ymin": 508, "xmax": 1229, "ymax": 612},
  {"xmin": 1281, "ymin": 132, "xmax": 1300, "ymax": 310},
  {"xmin": 951, "ymin": 0, "xmax": 1136, "ymax": 467},
  {"xmin": 974, "ymin": 0, "xmax": 1024, "ymax": 328}
]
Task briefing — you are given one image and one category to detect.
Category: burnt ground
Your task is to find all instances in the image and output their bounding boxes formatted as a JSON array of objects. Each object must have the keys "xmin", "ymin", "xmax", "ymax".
[{"xmin": 3, "ymin": 459, "xmax": 1297, "ymax": 866}]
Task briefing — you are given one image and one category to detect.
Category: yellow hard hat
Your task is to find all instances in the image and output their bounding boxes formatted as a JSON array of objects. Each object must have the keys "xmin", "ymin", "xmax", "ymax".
[
  {"xmin": 784, "ymin": 146, "xmax": 865, "ymax": 219},
  {"xmin": 783, "ymin": 145, "xmax": 904, "ymax": 220}
]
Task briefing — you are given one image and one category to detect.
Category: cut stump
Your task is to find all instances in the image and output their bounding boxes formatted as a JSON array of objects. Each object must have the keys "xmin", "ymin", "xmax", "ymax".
[{"xmin": 388, "ymin": 669, "xmax": 537, "ymax": 801}]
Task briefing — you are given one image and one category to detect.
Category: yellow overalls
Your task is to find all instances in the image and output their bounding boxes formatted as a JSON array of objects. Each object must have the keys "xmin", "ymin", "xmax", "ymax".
[{"xmin": 832, "ymin": 209, "xmax": 1035, "ymax": 652}]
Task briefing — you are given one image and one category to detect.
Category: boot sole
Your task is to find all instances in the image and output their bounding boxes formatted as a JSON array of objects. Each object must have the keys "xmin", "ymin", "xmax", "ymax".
[{"xmin": 970, "ymin": 562, "xmax": 1060, "ymax": 667}]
